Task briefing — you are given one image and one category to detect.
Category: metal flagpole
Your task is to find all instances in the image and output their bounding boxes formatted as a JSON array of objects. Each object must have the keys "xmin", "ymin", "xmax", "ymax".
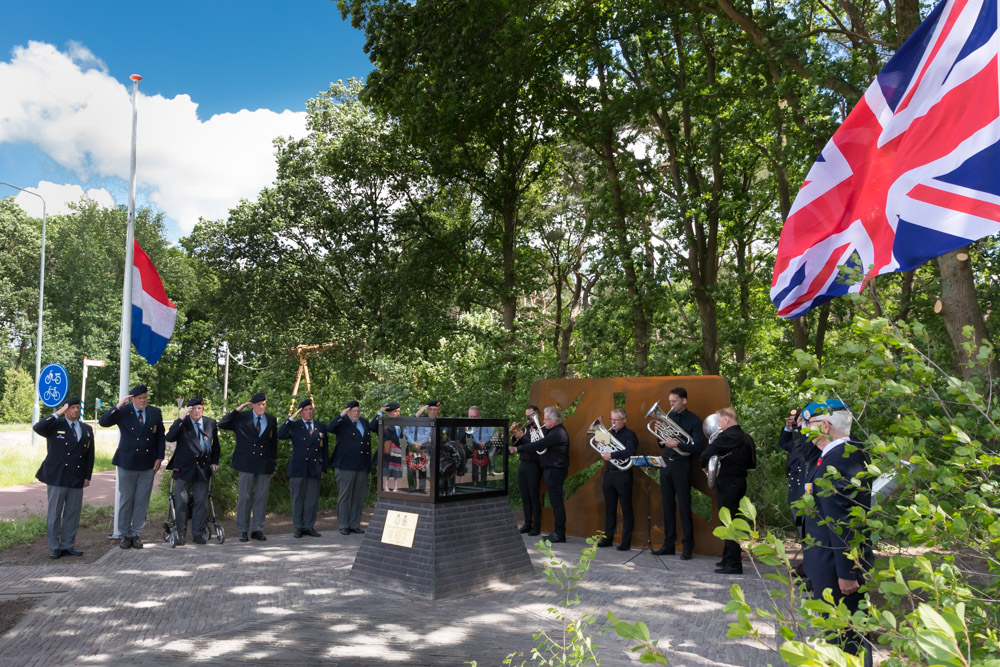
[{"xmin": 112, "ymin": 73, "xmax": 142, "ymax": 539}]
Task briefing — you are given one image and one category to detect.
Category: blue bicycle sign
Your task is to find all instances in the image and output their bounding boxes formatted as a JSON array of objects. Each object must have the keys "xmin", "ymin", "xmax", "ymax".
[{"xmin": 38, "ymin": 363, "xmax": 69, "ymax": 408}]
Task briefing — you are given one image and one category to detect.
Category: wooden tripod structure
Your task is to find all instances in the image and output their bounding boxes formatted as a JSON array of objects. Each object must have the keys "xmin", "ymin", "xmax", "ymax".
[{"xmin": 288, "ymin": 342, "xmax": 338, "ymax": 415}]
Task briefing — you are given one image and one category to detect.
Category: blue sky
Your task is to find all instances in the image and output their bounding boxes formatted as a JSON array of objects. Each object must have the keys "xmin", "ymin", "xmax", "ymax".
[{"xmin": 0, "ymin": 0, "xmax": 374, "ymax": 240}]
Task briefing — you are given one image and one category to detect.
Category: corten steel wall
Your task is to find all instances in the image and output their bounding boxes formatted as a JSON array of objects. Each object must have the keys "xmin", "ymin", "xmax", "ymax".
[{"xmin": 529, "ymin": 375, "xmax": 731, "ymax": 556}]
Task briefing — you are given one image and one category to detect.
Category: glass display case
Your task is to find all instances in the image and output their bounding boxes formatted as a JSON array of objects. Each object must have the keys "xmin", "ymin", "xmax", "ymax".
[{"xmin": 375, "ymin": 417, "xmax": 508, "ymax": 503}]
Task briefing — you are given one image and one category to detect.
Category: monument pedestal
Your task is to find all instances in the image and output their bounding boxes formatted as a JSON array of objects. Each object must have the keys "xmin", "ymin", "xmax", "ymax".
[{"xmin": 351, "ymin": 496, "xmax": 535, "ymax": 600}]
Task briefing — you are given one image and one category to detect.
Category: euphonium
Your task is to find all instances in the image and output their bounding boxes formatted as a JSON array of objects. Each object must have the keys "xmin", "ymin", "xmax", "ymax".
[
  {"xmin": 645, "ymin": 401, "xmax": 693, "ymax": 456},
  {"xmin": 511, "ymin": 413, "xmax": 546, "ymax": 454},
  {"xmin": 588, "ymin": 419, "xmax": 633, "ymax": 470},
  {"xmin": 702, "ymin": 413, "xmax": 725, "ymax": 489}
]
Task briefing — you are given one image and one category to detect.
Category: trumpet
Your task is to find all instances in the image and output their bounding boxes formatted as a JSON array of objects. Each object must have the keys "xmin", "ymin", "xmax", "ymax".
[
  {"xmin": 588, "ymin": 419, "xmax": 633, "ymax": 471},
  {"xmin": 645, "ymin": 401, "xmax": 693, "ymax": 455}
]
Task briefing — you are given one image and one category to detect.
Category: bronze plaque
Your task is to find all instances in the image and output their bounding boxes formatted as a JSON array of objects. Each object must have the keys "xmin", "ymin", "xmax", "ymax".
[{"xmin": 529, "ymin": 375, "xmax": 731, "ymax": 556}]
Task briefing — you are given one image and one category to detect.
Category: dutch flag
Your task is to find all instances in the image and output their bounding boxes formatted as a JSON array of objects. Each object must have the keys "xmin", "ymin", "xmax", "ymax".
[{"xmin": 131, "ymin": 240, "xmax": 176, "ymax": 365}]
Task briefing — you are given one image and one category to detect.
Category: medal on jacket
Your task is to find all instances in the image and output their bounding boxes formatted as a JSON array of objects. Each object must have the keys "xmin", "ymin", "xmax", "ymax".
[{"xmin": 804, "ymin": 482, "xmax": 813, "ymax": 496}]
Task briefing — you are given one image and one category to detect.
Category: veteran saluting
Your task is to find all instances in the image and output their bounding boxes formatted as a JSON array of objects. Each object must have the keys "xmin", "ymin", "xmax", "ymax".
[
  {"xmin": 33, "ymin": 397, "xmax": 94, "ymax": 559},
  {"xmin": 165, "ymin": 398, "xmax": 220, "ymax": 545},
  {"xmin": 219, "ymin": 392, "xmax": 278, "ymax": 542},
  {"xmin": 100, "ymin": 384, "xmax": 165, "ymax": 550},
  {"xmin": 278, "ymin": 398, "xmax": 328, "ymax": 538}
]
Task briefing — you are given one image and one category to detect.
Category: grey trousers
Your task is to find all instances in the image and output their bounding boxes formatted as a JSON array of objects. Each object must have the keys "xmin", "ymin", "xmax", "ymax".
[
  {"xmin": 174, "ymin": 478, "xmax": 209, "ymax": 539},
  {"xmin": 289, "ymin": 477, "xmax": 320, "ymax": 531},
  {"xmin": 236, "ymin": 472, "xmax": 271, "ymax": 533},
  {"xmin": 46, "ymin": 485, "xmax": 84, "ymax": 551},
  {"xmin": 334, "ymin": 468, "xmax": 368, "ymax": 531},
  {"xmin": 117, "ymin": 466, "xmax": 155, "ymax": 538}
]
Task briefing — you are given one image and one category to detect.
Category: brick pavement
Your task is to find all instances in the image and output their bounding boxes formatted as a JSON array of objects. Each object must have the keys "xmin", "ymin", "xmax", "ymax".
[{"xmin": 0, "ymin": 531, "xmax": 784, "ymax": 666}]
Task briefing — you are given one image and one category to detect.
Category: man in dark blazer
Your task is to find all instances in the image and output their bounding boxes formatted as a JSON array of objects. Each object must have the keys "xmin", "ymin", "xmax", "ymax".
[
  {"xmin": 700, "ymin": 407, "xmax": 756, "ymax": 574},
  {"xmin": 278, "ymin": 398, "xmax": 328, "ymax": 537},
  {"xmin": 99, "ymin": 384, "xmax": 165, "ymax": 549},
  {"xmin": 801, "ymin": 401, "xmax": 873, "ymax": 665},
  {"xmin": 33, "ymin": 397, "xmax": 94, "ymax": 559},
  {"xmin": 371, "ymin": 402, "xmax": 403, "ymax": 492},
  {"xmin": 219, "ymin": 392, "xmax": 278, "ymax": 542},
  {"xmin": 165, "ymin": 397, "xmax": 220, "ymax": 545},
  {"xmin": 327, "ymin": 400, "xmax": 371, "ymax": 536},
  {"xmin": 516, "ymin": 406, "xmax": 570, "ymax": 543},
  {"xmin": 596, "ymin": 408, "xmax": 638, "ymax": 551},
  {"xmin": 655, "ymin": 387, "xmax": 703, "ymax": 559}
]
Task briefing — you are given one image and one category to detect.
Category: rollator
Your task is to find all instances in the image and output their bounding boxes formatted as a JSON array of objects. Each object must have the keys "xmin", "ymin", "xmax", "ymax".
[{"xmin": 162, "ymin": 471, "xmax": 226, "ymax": 547}]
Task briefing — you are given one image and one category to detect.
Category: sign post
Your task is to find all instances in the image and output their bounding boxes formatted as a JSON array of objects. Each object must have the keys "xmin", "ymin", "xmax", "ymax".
[
  {"xmin": 37, "ymin": 363, "xmax": 69, "ymax": 411},
  {"xmin": 81, "ymin": 357, "xmax": 106, "ymax": 421}
]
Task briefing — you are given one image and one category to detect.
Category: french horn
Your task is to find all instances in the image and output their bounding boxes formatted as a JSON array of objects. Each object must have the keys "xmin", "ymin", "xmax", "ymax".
[
  {"xmin": 588, "ymin": 419, "xmax": 633, "ymax": 471},
  {"xmin": 645, "ymin": 401, "xmax": 693, "ymax": 455}
]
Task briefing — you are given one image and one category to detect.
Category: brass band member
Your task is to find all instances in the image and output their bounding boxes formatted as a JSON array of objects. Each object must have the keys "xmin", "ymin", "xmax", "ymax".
[
  {"xmin": 655, "ymin": 387, "xmax": 703, "ymax": 559},
  {"xmin": 699, "ymin": 407, "xmax": 756, "ymax": 574},
  {"xmin": 596, "ymin": 409, "xmax": 638, "ymax": 551},
  {"xmin": 515, "ymin": 406, "xmax": 569, "ymax": 543},
  {"xmin": 509, "ymin": 405, "xmax": 543, "ymax": 535}
]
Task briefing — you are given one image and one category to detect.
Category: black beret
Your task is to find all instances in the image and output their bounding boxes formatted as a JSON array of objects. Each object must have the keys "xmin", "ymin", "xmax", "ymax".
[
  {"xmin": 130, "ymin": 384, "xmax": 148, "ymax": 397},
  {"xmin": 346, "ymin": 400, "xmax": 360, "ymax": 409},
  {"xmin": 65, "ymin": 397, "xmax": 81, "ymax": 407},
  {"xmin": 384, "ymin": 401, "xmax": 401, "ymax": 411},
  {"xmin": 187, "ymin": 397, "xmax": 204, "ymax": 407},
  {"xmin": 298, "ymin": 398, "xmax": 313, "ymax": 409},
  {"xmin": 426, "ymin": 399, "xmax": 440, "ymax": 407},
  {"xmin": 250, "ymin": 392, "xmax": 267, "ymax": 404}
]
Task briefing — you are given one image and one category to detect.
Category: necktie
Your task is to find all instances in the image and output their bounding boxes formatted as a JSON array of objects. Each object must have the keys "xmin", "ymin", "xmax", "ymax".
[
  {"xmin": 137, "ymin": 410, "xmax": 144, "ymax": 425},
  {"xmin": 256, "ymin": 415, "xmax": 262, "ymax": 435},
  {"xmin": 308, "ymin": 421, "xmax": 313, "ymax": 434},
  {"xmin": 73, "ymin": 421, "xmax": 81, "ymax": 440}
]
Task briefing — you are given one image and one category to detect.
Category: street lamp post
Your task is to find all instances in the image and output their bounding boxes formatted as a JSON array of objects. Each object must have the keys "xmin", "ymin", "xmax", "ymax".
[{"xmin": 0, "ymin": 182, "xmax": 46, "ymax": 445}]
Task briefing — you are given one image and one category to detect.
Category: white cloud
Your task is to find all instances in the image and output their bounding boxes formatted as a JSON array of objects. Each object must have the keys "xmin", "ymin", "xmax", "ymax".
[
  {"xmin": 0, "ymin": 41, "xmax": 307, "ymax": 232},
  {"xmin": 13, "ymin": 181, "xmax": 115, "ymax": 217}
]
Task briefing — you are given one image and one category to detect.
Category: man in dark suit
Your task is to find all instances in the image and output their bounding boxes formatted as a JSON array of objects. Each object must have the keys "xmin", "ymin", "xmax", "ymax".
[
  {"xmin": 33, "ymin": 397, "xmax": 94, "ymax": 559},
  {"xmin": 700, "ymin": 407, "xmax": 756, "ymax": 574},
  {"xmin": 100, "ymin": 384, "xmax": 165, "ymax": 549},
  {"xmin": 654, "ymin": 387, "xmax": 703, "ymax": 559},
  {"xmin": 801, "ymin": 401, "xmax": 873, "ymax": 665},
  {"xmin": 327, "ymin": 400, "xmax": 371, "ymax": 536},
  {"xmin": 516, "ymin": 406, "xmax": 570, "ymax": 543},
  {"xmin": 509, "ymin": 405, "xmax": 543, "ymax": 536},
  {"xmin": 219, "ymin": 392, "xmax": 277, "ymax": 542},
  {"xmin": 165, "ymin": 397, "xmax": 221, "ymax": 545},
  {"xmin": 278, "ymin": 398, "xmax": 328, "ymax": 537},
  {"xmin": 371, "ymin": 402, "xmax": 403, "ymax": 492},
  {"xmin": 596, "ymin": 408, "xmax": 638, "ymax": 551}
]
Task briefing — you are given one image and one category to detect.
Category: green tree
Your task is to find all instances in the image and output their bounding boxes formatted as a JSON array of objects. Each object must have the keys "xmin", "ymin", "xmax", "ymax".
[{"xmin": 0, "ymin": 367, "xmax": 35, "ymax": 424}]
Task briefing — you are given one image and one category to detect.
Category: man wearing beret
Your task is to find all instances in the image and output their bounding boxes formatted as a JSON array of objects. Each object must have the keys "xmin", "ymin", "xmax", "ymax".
[
  {"xmin": 278, "ymin": 398, "xmax": 328, "ymax": 538},
  {"xmin": 371, "ymin": 402, "xmax": 404, "ymax": 492},
  {"xmin": 326, "ymin": 400, "xmax": 371, "ymax": 536},
  {"xmin": 100, "ymin": 384, "xmax": 165, "ymax": 549},
  {"xmin": 165, "ymin": 398, "xmax": 221, "ymax": 545},
  {"xmin": 219, "ymin": 392, "xmax": 278, "ymax": 542},
  {"xmin": 33, "ymin": 398, "xmax": 94, "ymax": 559},
  {"xmin": 409, "ymin": 399, "xmax": 451, "ymax": 493}
]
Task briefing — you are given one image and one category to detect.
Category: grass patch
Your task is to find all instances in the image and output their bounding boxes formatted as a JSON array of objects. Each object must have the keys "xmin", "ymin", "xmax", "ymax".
[
  {"xmin": 0, "ymin": 423, "xmax": 31, "ymax": 432},
  {"xmin": 0, "ymin": 505, "xmax": 115, "ymax": 551},
  {"xmin": 0, "ymin": 439, "xmax": 116, "ymax": 487}
]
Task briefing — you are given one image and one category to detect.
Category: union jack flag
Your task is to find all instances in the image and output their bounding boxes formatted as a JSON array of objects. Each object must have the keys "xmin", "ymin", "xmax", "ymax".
[{"xmin": 771, "ymin": 0, "xmax": 1000, "ymax": 318}]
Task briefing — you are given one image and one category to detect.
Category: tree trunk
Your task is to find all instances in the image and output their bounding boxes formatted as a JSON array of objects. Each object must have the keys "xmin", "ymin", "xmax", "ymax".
[{"xmin": 936, "ymin": 248, "xmax": 1000, "ymax": 379}]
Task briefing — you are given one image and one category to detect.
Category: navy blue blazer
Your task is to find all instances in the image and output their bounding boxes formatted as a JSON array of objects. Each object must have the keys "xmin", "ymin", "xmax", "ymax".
[
  {"xmin": 801, "ymin": 439, "xmax": 873, "ymax": 598},
  {"xmin": 277, "ymin": 418, "xmax": 328, "ymax": 478},
  {"xmin": 219, "ymin": 409, "xmax": 279, "ymax": 475},
  {"xmin": 33, "ymin": 415, "xmax": 95, "ymax": 488},
  {"xmin": 99, "ymin": 405, "xmax": 166, "ymax": 471},
  {"xmin": 165, "ymin": 416, "xmax": 221, "ymax": 483},
  {"xmin": 326, "ymin": 415, "xmax": 371, "ymax": 472}
]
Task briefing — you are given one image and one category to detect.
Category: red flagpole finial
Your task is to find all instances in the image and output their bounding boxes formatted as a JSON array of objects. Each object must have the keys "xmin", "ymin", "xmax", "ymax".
[{"xmin": 130, "ymin": 74, "xmax": 142, "ymax": 82}]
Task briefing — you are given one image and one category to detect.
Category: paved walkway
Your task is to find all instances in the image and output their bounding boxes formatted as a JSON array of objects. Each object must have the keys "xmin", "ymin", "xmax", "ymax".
[{"xmin": 0, "ymin": 530, "xmax": 784, "ymax": 666}]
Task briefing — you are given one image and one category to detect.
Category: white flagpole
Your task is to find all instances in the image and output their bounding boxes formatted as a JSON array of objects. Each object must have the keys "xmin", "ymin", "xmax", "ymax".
[{"xmin": 113, "ymin": 73, "xmax": 142, "ymax": 539}]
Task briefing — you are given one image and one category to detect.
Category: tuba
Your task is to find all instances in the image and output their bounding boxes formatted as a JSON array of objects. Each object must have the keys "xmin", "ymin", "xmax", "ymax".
[
  {"xmin": 645, "ymin": 401, "xmax": 693, "ymax": 456},
  {"xmin": 588, "ymin": 419, "xmax": 633, "ymax": 471}
]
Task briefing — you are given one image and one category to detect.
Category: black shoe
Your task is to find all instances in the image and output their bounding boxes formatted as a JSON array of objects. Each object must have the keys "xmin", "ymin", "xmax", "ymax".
[
  {"xmin": 131, "ymin": 536, "xmax": 143, "ymax": 549},
  {"xmin": 239, "ymin": 532, "xmax": 249, "ymax": 542},
  {"xmin": 616, "ymin": 544, "xmax": 631, "ymax": 551},
  {"xmin": 120, "ymin": 537, "xmax": 132, "ymax": 550},
  {"xmin": 715, "ymin": 566, "xmax": 744, "ymax": 575},
  {"xmin": 653, "ymin": 545, "xmax": 675, "ymax": 556},
  {"xmin": 293, "ymin": 529, "xmax": 303, "ymax": 538},
  {"xmin": 340, "ymin": 528, "xmax": 350, "ymax": 535},
  {"xmin": 175, "ymin": 537, "xmax": 185, "ymax": 547},
  {"xmin": 545, "ymin": 533, "xmax": 566, "ymax": 543},
  {"xmin": 193, "ymin": 536, "xmax": 207, "ymax": 545},
  {"xmin": 519, "ymin": 524, "xmax": 532, "ymax": 534},
  {"xmin": 251, "ymin": 531, "xmax": 266, "ymax": 541},
  {"xmin": 49, "ymin": 549, "xmax": 61, "ymax": 559},
  {"xmin": 596, "ymin": 538, "xmax": 613, "ymax": 548},
  {"xmin": 306, "ymin": 529, "xmax": 321, "ymax": 537},
  {"xmin": 716, "ymin": 560, "xmax": 726, "ymax": 567},
  {"xmin": 61, "ymin": 548, "xmax": 83, "ymax": 557},
  {"xmin": 350, "ymin": 528, "xmax": 365, "ymax": 534},
  {"xmin": 528, "ymin": 529, "xmax": 541, "ymax": 536},
  {"xmin": 681, "ymin": 551, "xmax": 693, "ymax": 560}
]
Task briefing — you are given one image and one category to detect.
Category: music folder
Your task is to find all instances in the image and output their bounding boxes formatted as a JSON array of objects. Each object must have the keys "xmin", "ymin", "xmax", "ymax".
[{"xmin": 629, "ymin": 455, "xmax": 665, "ymax": 468}]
